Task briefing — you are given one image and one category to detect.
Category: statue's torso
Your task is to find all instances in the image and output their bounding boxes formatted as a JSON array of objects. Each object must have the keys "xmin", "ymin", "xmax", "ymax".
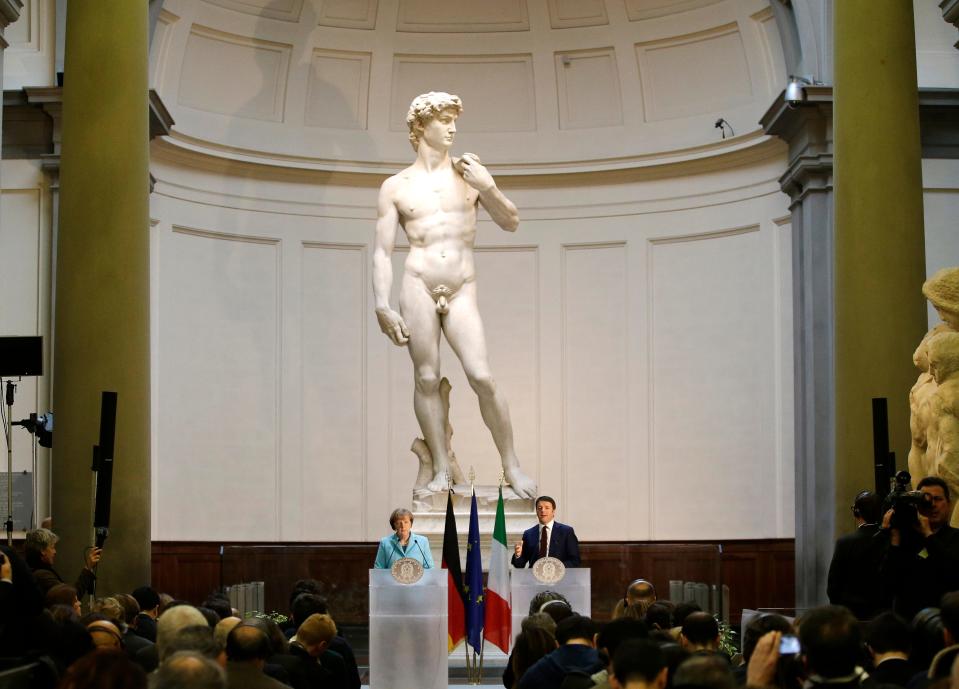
[{"xmin": 392, "ymin": 165, "xmax": 480, "ymax": 293}]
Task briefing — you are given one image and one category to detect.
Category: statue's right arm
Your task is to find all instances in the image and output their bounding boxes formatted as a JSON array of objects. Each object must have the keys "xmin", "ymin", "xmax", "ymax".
[{"xmin": 372, "ymin": 180, "xmax": 409, "ymax": 346}]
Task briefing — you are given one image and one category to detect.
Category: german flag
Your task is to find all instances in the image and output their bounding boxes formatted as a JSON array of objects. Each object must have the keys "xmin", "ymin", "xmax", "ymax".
[{"xmin": 443, "ymin": 490, "xmax": 466, "ymax": 651}]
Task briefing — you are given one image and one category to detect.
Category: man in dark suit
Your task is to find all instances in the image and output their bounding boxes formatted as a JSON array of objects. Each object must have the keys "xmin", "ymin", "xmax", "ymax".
[
  {"xmin": 826, "ymin": 490, "xmax": 887, "ymax": 619},
  {"xmin": 512, "ymin": 495, "xmax": 581, "ymax": 568}
]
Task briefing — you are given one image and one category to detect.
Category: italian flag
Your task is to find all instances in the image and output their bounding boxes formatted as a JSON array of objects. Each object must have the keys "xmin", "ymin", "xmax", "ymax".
[{"xmin": 484, "ymin": 485, "xmax": 511, "ymax": 652}]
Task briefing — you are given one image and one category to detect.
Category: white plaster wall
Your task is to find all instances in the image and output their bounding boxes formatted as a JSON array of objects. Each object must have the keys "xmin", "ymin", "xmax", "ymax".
[
  {"xmin": 2, "ymin": 0, "xmax": 56, "ymax": 89},
  {"xmin": 922, "ymin": 158, "xmax": 959, "ymax": 328},
  {"xmin": 0, "ymin": 158, "xmax": 54, "ymax": 526},
  {"xmin": 915, "ymin": 1, "xmax": 959, "ymax": 88},
  {"xmin": 148, "ymin": 137, "xmax": 796, "ymax": 542}
]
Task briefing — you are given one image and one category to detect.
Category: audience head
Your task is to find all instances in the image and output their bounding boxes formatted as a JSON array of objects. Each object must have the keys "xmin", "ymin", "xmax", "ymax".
[
  {"xmin": 115, "ymin": 593, "xmax": 140, "ymax": 625},
  {"xmin": 258, "ymin": 615, "xmax": 289, "ymax": 655},
  {"xmin": 865, "ymin": 612, "xmax": 910, "ymax": 657},
  {"xmin": 58, "ymin": 649, "xmax": 146, "ymax": 689},
  {"xmin": 673, "ymin": 602, "xmax": 703, "ymax": 629},
  {"xmin": 88, "ymin": 619, "xmax": 124, "ymax": 651},
  {"xmin": 46, "ymin": 583, "xmax": 81, "ymax": 614},
  {"xmin": 196, "ymin": 606, "xmax": 220, "ymax": 628},
  {"xmin": 202, "ymin": 593, "xmax": 233, "ymax": 623},
  {"xmin": 541, "ymin": 600, "xmax": 574, "ymax": 625},
  {"xmin": 742, "ymin": 613, "xmax": 793, "ymax": 663},
  {"xmin": 912, "ymin": 607, "xmax": 945, "ymax": 671},
  {"xmin": 159, "ymin": 592, "xmax": 174, "ymax": 614},
  {"xmin": 297, "ymin": 613, "xmax": 337, "ymax": 656},
  {"xmin": 155, "ymin": 651, "xmax": 226, "ymax": 689},
  {"xmin": 24, "ymin": 527, "xmax": 58, "ymax": 566},
  {"xmin": 132, "ymin": 586, "xmax": 161, "ymax": 616},
  {"xmin": 49, "ymin": 603, "xmax": 80, "ymax": 624},
  {"xmin": 681, "ymin": 612, "xmax": 720, "ymax": 651},
  {"xmin": 288, "ymin": 578, "xmax": 326, "ymax": 609},
  {"xmin": 852, "ymin": 490, "xmax": 882, "ymax": 525},
  {"xmin": 92, "ymin": 596, "xmax": 125, "ymax": 625},
  {"xmin": 521, "ymin": 611, "xmax": 557, "ymax": 636},
  {"xmin": 292, "ymin": 592, "xmax": 330, "ymax": 625},
  {"xmin": 226, "ymin": 622, "xmax": 273, "ymax": 664},
  {"xmin": 556, "ymin": 614, "xmax": 596, "ymax": 645},
  {"xmin": 673, "ymin": 654, "xmax": 735, "ymax": 689},
  {"xmin": 612, "ymin": 639, "xmax": 668, "ymax": 689},
  {"xmin": 511, "ymin": 627, "xmax": 557, "ymax": 685},
  {"xmin": 214, "ymin": 616, "xmax": 242, "ymax": 655},
  {"xmin": 597, "ymin": 618, "xmax": 650, "ymax": 666},
  {"xmin": 164, "ymin": 625, "xmax": 219, "ymax": 662},
  {"xmin": 645, "ymin": 602, "xmax": 675, "ymax": 631},
  {"xmin": 798, "ymin": 605, "xmax": 862, "ymax": 678},
  {"xmin": 942, "ymin": 592, "xmax": 959, "ymax": 646},
  {"xmin": 917, "ymin": 476, "xmax": 952, "ymax": 530},
  {"xmin": 529, "ymin": 589, "xmax": 570, "ymax": 616},
  {"xmin": 157, "ymin": 604, "xmax": 208, "ymax": 662}
]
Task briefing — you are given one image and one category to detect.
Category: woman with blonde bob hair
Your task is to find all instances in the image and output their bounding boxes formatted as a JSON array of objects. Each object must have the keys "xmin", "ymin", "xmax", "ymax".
[{"xmin": 373, "ymin": 507, "xmax": 434, "ymax": 569}]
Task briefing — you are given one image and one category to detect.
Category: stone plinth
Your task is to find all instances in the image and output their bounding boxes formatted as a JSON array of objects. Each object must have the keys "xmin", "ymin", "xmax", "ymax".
[{"xmin": 412, "ymin": 484, "xmax": 534, "ymax": 569}]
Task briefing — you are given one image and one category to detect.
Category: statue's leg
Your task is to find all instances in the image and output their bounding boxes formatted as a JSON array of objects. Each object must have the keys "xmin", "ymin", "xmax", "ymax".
[
  {"xmin": 442, "ymin": 283, "xmax": 537, "ymax": 498},
  {"xmin": 400, "ymin": 276, "xmax": 451, "ymax": 492}
]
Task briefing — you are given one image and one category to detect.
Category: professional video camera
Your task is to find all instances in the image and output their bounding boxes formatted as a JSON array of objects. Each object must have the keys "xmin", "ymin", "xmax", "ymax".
[{"xmin": 884, "ymin": 470, "xmax": 933, "ymax": 532}]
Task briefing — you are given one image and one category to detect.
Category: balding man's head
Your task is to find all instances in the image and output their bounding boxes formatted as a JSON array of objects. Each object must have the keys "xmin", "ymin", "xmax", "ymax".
[
  {"xmin": 87, "ymin": 619, "xmax": 123, "ymax": 650},
  {"xmin": 156, "ymin": 651, "xmax": 226, "ymax": 689},
  {"xmin": 226, "ymin": 623, "xmax": 273, "ymax": 663}
]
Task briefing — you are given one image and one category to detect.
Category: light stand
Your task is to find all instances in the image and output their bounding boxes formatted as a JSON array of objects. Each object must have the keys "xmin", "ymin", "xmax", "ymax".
[{"xmin": 4, "ymin": 380, "xmax": 14, "ymax": 546}]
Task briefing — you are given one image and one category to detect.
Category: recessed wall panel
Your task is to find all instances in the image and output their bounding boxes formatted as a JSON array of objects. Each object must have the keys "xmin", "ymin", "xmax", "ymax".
[
  {"xmin": 649, "ymin": 227, "xmax": 776, "ymax": 539},
  {"xmin": 178, "ymin": 25, "xmax": 291, "ymax": 121},
  {"xmin": 301, "ymin": 244, "xmax": 366, "ymax": 538},
  {"xmin": 555, "ymin": 48, "xmax": 623, "ymax": 129},
  {"xmin": 157, "ymin": 227, "xmax": 279, "ymax": 541},
  {"xmin": 636, "ymin": 23, "xmax": 753, "ymax": 121},
  {"xmin": 752, "ymin": 7, "xmax": 787, "ymax": 95},
  {"xmin": 5, "ymin": 0, "xmax": 32, "ymax": 45},
  {"xmin": 201, "ymin": 0, "xmax": 303, "ymax": 21},
  {"xmin": 305, "ymin": 49, "xmax": 371, "ymax": 129},
  {"xmin": 318, "ymin": 0, "xmax": 378, "ymax": 28},
  {"xmin": 625, "ymin": 0, "xmax": 722, "ymax": 21},
  {"xmin": 397, "ymin": 0, "xmax": 529, "ymax": 32},
  {"xmin": 391, "ymin": 54, "xmax": 535, "ymax": 132},
  {"xmin": 548, "ymin": 0, "xmax": 608, "ymax": 28},
  {"xmin": 563, "ymin": 244, "xmax": 628, "ymax": 539}
]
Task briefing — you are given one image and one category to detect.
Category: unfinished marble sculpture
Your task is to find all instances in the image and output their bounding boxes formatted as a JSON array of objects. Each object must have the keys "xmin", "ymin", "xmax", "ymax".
[
  {"xmin": 926, "ymin": 331, "xmax": 959, "ymax": 526},
  {"xmin": 909, "ymin": 324, "xmax": 951, "ymax": 481},
  {"xmin": 372, "ymin": 91, "xmax": 536, "ymax": 498}
]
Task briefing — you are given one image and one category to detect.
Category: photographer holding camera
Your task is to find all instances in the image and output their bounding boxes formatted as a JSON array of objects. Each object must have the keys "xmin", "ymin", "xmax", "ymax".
[{"xmin": 879, "ymin": 476, "xmax": 959, "ymax": 619}]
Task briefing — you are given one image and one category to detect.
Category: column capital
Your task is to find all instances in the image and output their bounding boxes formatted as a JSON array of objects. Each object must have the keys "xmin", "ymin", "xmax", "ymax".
[
  {"xmin": 0, "ymin": 0, "xmax": 22, "ymax": 28},
  {"xmin": 760, "ymin": 85, "xmax": 834, "ymax": 205},
  {"xmin": 942, "ymin": 0, "xmax": 959, "ymax": 41}
]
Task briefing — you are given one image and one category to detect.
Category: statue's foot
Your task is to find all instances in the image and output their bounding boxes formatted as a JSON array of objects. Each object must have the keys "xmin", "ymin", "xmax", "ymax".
[
  {"xmin": 505, "ymin": 466, "xmax": 537, "ymax": 499},
  {"xmin": 427, "ymin": 471, "xmax": 449, "ymax": 493}
]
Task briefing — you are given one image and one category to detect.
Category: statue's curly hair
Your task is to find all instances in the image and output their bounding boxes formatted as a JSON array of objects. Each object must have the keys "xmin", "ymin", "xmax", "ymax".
[{"xmin": 406, "ymin": 92, "xmax": 463, "ymax": 151}]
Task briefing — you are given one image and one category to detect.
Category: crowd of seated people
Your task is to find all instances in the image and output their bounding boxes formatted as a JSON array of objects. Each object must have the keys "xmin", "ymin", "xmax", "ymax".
[
  {"xmin": 0, "ymin": 530, "xmax": 362, "ymax": 689},
  {"xmin": 502, "ymin": 578, "xmax": 959, "ymax": 689}
]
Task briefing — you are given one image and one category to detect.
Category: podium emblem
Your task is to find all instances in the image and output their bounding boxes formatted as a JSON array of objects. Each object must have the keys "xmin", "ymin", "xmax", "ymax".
[
  {"xmin": 391, "ymin": 557, "xmax": 424, "ymax": 584},
  {"xmin": 532, "ymin": 556, "xmax": 565, "ymax": 584}
]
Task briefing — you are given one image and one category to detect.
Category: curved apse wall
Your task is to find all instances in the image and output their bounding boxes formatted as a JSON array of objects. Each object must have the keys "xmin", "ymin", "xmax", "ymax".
[{"xmin": 148, "ymin": 0, "xmax": 795, "ymax": 543}]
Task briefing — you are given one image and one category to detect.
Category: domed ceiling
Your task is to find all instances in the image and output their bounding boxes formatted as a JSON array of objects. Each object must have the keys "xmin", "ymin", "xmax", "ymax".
[{"xmin": 151, "ymin": 0, "xmax": 787, "ymax": 172}]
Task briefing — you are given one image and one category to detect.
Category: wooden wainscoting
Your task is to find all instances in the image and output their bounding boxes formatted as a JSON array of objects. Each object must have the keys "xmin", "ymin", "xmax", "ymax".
[{"xmin": 152, "ymin": 539, "xmax": 793, "ymax": 625}]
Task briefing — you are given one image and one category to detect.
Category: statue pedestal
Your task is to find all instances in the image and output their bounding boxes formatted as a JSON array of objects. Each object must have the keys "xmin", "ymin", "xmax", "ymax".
[{"xmin": 412, "ymin": 484, "xmax": 534, "ymax": 568}]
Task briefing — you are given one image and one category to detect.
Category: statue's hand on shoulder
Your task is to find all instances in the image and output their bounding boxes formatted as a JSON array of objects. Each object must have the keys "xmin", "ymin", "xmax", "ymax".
[
  {"xmin": 456, "ymin": 152, "xmax": 494, "ymax": 192},
  {"xmin": 376, "ymin": 307, "xmax": 410, "ymax": 346}
]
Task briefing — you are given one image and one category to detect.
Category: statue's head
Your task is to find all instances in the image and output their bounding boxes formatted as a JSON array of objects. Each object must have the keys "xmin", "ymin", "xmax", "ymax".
[
  {"xmin": 927, "ymin": 331, "xmax": 959, "ymax": 383},
  {"xmin": 923, "ymin": 267, "xmax": 959, "ymax": 329},
  {"xmin": 406, "ymin": 91, "xmax": 463, "ymax": 151}
]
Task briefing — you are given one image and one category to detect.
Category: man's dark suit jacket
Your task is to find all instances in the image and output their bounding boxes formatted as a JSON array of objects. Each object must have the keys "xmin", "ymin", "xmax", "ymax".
[
  {"xmin": 870, "ymin": 658, "xmax": 915, "ymax": 687},
  {"xmin": 826, "ymin": 523, "xmax": 887, "ymax": 619},
  {"xmin": 511, "ymin": 521, "xmax": 580, "ymax": 568}
]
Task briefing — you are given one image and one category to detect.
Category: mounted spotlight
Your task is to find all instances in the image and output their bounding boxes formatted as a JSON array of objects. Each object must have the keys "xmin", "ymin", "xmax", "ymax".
[
  {"xmin": 714, "ymin": 118, "xmax": 735, "ymax": 139},
  {"xmin": 785, "ymin": 75, "xmax": 813, "ymax": 108}
]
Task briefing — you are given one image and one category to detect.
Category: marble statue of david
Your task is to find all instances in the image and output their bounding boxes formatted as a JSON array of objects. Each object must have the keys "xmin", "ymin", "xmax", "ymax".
[{"xmin": 372, "ymin": 91, "xmax": 537, "ymax": 499}]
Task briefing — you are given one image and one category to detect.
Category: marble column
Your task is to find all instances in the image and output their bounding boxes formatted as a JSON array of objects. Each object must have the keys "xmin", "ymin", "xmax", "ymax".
[
  {"xmin": 761, "ymin": 87, "xmax": 835, "ymax": 609},
  {"xmin": 833, "ymin": 0, "xmax": 927, "ymax": 553},
  {"xmin": 52, "ymin": 1, "xmax": 150, "ymax": 595}
]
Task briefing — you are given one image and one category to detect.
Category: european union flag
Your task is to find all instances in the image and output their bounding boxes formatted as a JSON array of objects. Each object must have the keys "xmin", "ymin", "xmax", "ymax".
[{"xmin": 465, "ymin": 488, "xmax": 485, "ymax": 650}]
